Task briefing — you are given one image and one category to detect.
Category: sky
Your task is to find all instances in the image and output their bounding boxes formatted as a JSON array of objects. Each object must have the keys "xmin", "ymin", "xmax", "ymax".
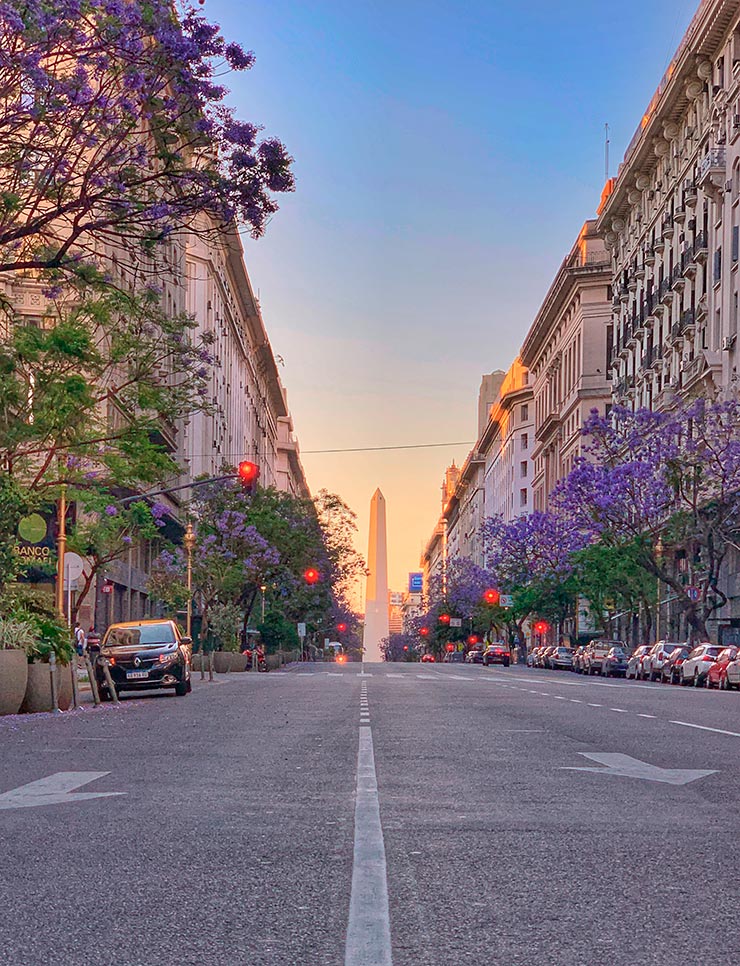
[{"xmin": 206, "ymin": 0, "xmax": 699, "ymax": 595}]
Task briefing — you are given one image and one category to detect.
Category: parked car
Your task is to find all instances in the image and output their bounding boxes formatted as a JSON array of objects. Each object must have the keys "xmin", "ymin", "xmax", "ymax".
[
  {"xmin": 662, "ymin": 646, "xmax": 691, "ymax": 685},
  {"xmin": 680, "ymin": 644, "xmax": 724, "ymax": 686},
  {"xmin": 420, "ymin": 653, "xmax": 436, "ymax": 663},
  {"xmin": 626, "ymin": 645, "xmax": 653, "ymax": 680},
  {"xmin": 724, "ymin": 651, "xmax": 740, "ymax": 690},
  {"xmin": 465, "ymin": 646, "xmax": 484, "ymax": 664},
  {"xmin": 443, "ymin": 650, "xmax": 466, "ymax": 663},
  {"xmin": 538, "ymin": 646, "xmax": 556, "ymax": 668},
  {"xmin": 483, "ymin": 643, "xmax": 510, "ymax": 667},
  {"xmin": 643, "ymin": 641, "xmax": 681, "ymax": 682},
  {"xmin": 97, "ymin": 619, "xmax": 192, "ymax": 698},
  {"xmin": 549, "ymin": 647, "xmax": 573, "ymax": 670},
  {"xmin": 571, "ymin": 646, "xmax": 587, "ymax": 673},
  {"xmin": 707, "ymin": 647, "xmax": 739, "ymax": 689},
  {"xmin": 584, "ymin": 640, "xmax": 623, "ymax": 676},
  {"xmin": 602, "ymin": 647, "xmax": 628, "ymax": 678}
]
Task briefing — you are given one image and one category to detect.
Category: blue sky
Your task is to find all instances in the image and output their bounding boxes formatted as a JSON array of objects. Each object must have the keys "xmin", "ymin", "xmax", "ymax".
[{"xmin": 207, "ymin": 0, "xmax": 698, "ymax": 590}]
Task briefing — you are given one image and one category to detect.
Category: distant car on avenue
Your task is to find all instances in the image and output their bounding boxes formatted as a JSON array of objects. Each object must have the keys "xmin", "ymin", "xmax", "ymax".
[{"xmin": 483, "ymin": 644, "xmax": 510, "ymax": 667}]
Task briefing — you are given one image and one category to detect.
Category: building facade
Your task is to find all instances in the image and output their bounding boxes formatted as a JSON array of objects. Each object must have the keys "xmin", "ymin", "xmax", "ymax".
[{"xmin": 520, "ymin": 221, "xmax": 613, "ymax": 510}]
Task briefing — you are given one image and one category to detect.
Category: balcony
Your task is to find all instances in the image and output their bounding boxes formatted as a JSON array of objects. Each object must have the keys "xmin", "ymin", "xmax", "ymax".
[
  {"xmin": 697, "ymin": 147, "xmax": 727, "ymax": 197},
  {"xmin": 674, "ymin": 206, "xmax": 687, "ymax": 224},
  {"xmin": 694, "ymin": 232, "xmax": 709, "ymax": 263},
  {"xmin": 644, "ymin": 247, "xmax": 656, "ymax": 266},
  {"xmin": 659, "ymin": 278, "xmax": 673, "ymax": 305},
  {"xmin": 679, "ymin": 308, "xmax": 696, "ymax": 336},
  {"xmin": 653, "ymin": 237, "xmax": 666, "ymax": 254},
  {"xmin": 662, "ymin": 216, "xmax": 675, "ymax": 240},
  {"xmin": 684, "ymin": 184, "xmax": 698, "ymax": 208},
  {"xmin": 671, "ymin": 266, "xmax": 686, "ymax": 292},
  {"xmin": 682, "ymin": 354, "xmax": 706, "ymax": 388}
]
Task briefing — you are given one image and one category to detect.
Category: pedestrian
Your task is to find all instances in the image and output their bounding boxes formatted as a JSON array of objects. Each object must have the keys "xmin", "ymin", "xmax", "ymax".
[{"xmin": 73, "ymin": 621, "xmax": 86, "ymax": 657}]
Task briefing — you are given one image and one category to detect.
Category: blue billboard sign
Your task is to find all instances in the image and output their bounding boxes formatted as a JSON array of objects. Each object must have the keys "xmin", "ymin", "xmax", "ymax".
[{"xmin": 409, "ymin": 572, "xmax": 423, "ymax": 593}]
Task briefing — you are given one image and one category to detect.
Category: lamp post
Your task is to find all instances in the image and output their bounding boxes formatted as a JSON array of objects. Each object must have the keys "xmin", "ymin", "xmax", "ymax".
[
  {"xmin": 183, "ymin": 521, "xmax": 196, "ymax": 639},
  {"xmin": 54, "ymin": 483, "xmax": 67, "ymax": 619},
  {"xmin": 260, "ymin": 584, "xmax": 267, "ymax": 623}
]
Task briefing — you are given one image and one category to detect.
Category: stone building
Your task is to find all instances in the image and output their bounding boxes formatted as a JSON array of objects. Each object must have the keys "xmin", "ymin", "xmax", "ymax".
[{"xmin": 520, "ymin": 221, "xmax": 612, "ymax": 510}]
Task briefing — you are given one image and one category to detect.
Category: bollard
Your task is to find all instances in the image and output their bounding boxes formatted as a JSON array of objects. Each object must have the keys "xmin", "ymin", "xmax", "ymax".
[
  {"xmin": 208, "ymin": 649, "xmax": 214, "ymax": 682},
  {"xmin": 199, "ymin": 650, "xmax": 205, "ymax": 681},
  {"xmin": 85, "ymin": 654, "xmax": 100, "ymax": 705},
  {"xmin": 100, "ymin": 656, "xmax": 119, "ymax": 705},
  {"xmin": 49, "ymin": 652, "xmax": 60, "ymax": 714},
  {"xmin": 69, "ymin": 655, "xmax": 79, "ymax": 710}
]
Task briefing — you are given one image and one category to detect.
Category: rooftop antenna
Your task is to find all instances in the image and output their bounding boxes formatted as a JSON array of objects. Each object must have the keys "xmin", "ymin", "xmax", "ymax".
[{"xmin": 605, "ymin": 122, "xmax": 610, "ymax": 182}]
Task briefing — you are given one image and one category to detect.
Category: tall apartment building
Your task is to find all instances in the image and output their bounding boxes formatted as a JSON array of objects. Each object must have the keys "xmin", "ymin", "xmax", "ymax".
[
  {"xmin": 520, "ymin": 222, "xmax": 613, "ymax": 510},
  {"xmin": 597, "ymin": 0, "xmax": 740, "ymax": 411}
]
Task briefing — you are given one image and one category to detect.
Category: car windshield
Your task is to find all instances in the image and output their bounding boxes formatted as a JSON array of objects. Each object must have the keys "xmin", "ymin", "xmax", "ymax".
[
  {"xmin": 705, "ymin": 647, "xmax": 722, "ymax": 657},
  {"xmin": 104, "ymin": 624, "xmax": 176, "ymax": 647}
]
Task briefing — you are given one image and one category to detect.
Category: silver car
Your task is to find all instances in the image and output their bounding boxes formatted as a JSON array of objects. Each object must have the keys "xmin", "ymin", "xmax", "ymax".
[{"xmin": 626, "ymin": 645, "xmax": 652, "ymax": 680}]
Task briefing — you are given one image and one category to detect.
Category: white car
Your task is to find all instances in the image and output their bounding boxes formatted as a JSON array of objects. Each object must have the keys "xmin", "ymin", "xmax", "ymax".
[
  {"xmin": 643, "ymin": 641, "xmax": 683, "ymax": 682},
  {"xmin": 626, "ymin": 645, "xmax": 652, "ymax": 680},
  {"xmin": 724, "ymin": 653, "xmax": 740, "ymax": 690},
  {"xmin": 680, "ymin": 643, "xmax": 723, "ymax": 687}
]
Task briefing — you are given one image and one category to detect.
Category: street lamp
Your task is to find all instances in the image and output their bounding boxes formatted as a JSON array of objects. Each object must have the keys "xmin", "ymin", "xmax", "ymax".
[
  {"xmin": 54, "ymin": 483, "xmax": 68, "ymax": 619},
  {"xmin": 183, "ymin": 521, "xmax": 196, "ymax": 639},
  {"xmin": 260, "ymin": 584, "xmax": 267, "ymax": 622}
]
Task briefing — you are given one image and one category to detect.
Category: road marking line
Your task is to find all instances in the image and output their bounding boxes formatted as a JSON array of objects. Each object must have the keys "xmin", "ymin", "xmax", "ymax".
[
  {"xmin": 609, "ymin": 708, "xmax": 629, "ymax": 713},
  {"xmin": 553, "ymin": 696, "xmax": 566, "ymax": 700},
  {"xmin": 637, "ymin": 713, "xmax": 656, "ymax": 719},
  {"xmin": 669, "ymin": 720, "xmax": 740, "ymax": 738},
  {"xmin": 345, "ymin": 727, "xmax": 392, "ymax": 966},
  {"xmin": 587, "ymin": 703, "xmax": 602, "ymax": 708},
  {"xmin": 569, "ymin": 699, "xmax": 582, "ymax": 704}
]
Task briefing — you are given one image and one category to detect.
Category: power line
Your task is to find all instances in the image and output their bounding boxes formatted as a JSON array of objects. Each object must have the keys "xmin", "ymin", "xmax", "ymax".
[{"xmin": 184, "ymin": 440, "xmax": 475, "ymax": 459}]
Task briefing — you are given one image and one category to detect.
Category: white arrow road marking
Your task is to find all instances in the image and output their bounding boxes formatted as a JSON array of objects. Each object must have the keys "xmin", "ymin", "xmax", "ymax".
[
  {"xmin": 0, "ymin": 772, "xmax": 124, "ymax": 810},
  {"xmin": 562, "ymin": 753, "xmax": 716, "ymax": 786}
]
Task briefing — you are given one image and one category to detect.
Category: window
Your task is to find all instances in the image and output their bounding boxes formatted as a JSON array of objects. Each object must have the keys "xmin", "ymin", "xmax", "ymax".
[
  {"xmin": 733, "ymin": 226, "xmax": 739, "ymax": 263},
  {"xmin": 520, "ymin": 488, "xmax": 528, "ymax": 507},
  {"xmin": 521, "ymin": 433, "xmax": 529, "ymax": 450},
  {"xmin": 521, "ymin": 404, "xmax": 529, "ymax": 422},
  {"xmin": 714, "ymin": 247, "xmax": 722, "ymax": 284},
  {"xmin": 520, "ymin": 461, "xmax": 528, "ymax": 478}
]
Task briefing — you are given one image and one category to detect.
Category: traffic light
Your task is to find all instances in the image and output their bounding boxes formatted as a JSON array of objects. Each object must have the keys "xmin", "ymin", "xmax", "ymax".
[
  {"xmin": 303, "ymin": 567, "xmax": 319, "ymax": 585},
  {"xmin": 445, "ymin": 642, "xmax": 455, "ymax": 652},
  {"xmin": 483, "ymin": 589, "xmax": 500, "ymax": 605},
  {"xmin": 337, "ymin": 622, "xmax": 347, "ymax": 633},
  {"xmin": 419, "ymin": 627, "xmax": 430, "ymax": 637},
  {"xmin": 438, "ymin": 613, "xmax": 451, "ymax": 625},
  {"xmin": 402, "ymin": 645, "xmax": 409, "ymax": 652},
  {"xmin": 237, "ymin": 461, "xmax": 260, "ymax": 490},
  {"xmin": 467, "ymin": 635, "xmax": 479, "ymax": 646},
  {"xmin": 534, "ymin": 620, "xmax": 549, "ymax": 635}
]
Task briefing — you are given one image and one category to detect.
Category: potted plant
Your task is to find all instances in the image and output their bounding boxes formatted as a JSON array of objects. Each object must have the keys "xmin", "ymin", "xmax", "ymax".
[
  {"xmin": 0, "ymin": 618, "xmax": 33, "ymax": 715},
  {"xmin": 20, "ymin": 614, "xmax": 75, "ymax": 713}
]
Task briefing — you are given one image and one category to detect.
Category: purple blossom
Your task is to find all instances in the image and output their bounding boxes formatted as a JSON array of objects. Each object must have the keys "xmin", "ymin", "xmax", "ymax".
[{"xmin": 104, "ymin": 505, "xmax": 118, "ymax": 517}]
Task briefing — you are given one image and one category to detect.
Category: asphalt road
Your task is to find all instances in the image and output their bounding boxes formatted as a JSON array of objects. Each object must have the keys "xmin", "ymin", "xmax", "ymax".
[{"xmin": 0, "ymin": 662, "xmax": 738, "ymax": 965}]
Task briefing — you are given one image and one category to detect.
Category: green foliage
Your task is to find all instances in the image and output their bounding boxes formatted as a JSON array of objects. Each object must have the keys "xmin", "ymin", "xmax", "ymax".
[
  {"xmin": 570, "ymin": 540, "xmax": 657, "ymax": 627},
  {"xmin": 257, "ymin": 611, "xmax": 300, "ymax": 653},
  {"xmin": 207, "ymin": 603, "xmax": 242, "ymax": 652},
  {"xmin": 0, "ymin": 617, "xmax": 37, "ymax": 652},
  {"xmin": 0, "ymin": 588, "xmax": 73, "ymax": 664},
  {"xmin": 0, "ymin": 473, "xmax": 27, "ymax": 591}
]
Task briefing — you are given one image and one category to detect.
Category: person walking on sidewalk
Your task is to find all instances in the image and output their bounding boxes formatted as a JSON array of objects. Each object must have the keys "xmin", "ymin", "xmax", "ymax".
[{"xmin": 73, "ymin": 621, "xmax": 86, "ymax": 657}]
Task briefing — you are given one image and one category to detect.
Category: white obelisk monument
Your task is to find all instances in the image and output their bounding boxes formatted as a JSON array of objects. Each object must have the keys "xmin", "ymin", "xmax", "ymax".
[{"xmin": 362, "ymin": 489, "xmax": 389, "ymax": 663}]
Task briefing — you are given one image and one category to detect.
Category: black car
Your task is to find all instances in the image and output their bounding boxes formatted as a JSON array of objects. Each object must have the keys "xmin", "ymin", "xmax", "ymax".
[
  {"xmin": 483, "ymin": 644, "xmax": 510, "ymax": 667},
  {"xmin": 662, "ymin": 646, "xmax": 690, "ymax": 685},
  {"xmin": 97, "ymin": 620, "xmax": 192, "ymax": 698}
]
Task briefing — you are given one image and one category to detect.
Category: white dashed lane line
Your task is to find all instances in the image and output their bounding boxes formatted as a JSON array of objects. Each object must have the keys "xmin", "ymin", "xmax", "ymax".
[{"xmin": 670, "ymin": 720, "xmax": 740, "ymax": 738}]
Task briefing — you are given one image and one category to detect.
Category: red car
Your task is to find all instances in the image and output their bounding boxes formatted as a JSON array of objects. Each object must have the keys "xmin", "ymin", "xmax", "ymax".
[
  {"xmin": 420, "ymin": 653, "xmax": 436, "ymax": 663},
  {"xmin": 706, "ymin": 646, "xmax": 739, "ymax": 689}
]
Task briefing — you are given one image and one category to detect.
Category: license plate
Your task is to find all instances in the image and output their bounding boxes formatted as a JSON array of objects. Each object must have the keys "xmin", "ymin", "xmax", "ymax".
[{"xmin": 126, "ymin": 670, "xmax": 149, "ymax": 680}]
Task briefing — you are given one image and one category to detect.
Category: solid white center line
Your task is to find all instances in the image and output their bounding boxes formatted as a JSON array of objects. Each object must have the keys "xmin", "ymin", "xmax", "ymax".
[
  {"xmin": 345, "ymin": 727, "xmax": 392, "ymax": 966},
  {"xmin": 670, "ymin": 720, "xmax": 740, "ymax": 738}
]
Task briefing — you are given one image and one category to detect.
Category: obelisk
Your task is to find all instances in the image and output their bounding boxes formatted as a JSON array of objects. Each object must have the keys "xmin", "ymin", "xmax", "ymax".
[{"xmin": 363, "ymin": 489, "xmax": 389, "ymax": 663}]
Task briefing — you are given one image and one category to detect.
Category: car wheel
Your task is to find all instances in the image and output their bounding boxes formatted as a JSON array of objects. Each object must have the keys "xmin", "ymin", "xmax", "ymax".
[
  {"xmin": 693, "ymin": 671, "xmax": 701, "ymax": 688},
  {"xmin": 503, "ymin": 659, "xmax": 510, "ymax": 667},
  {"xmin": 174, "ymin": 681, "xmax": 189, "ymax": 697}
]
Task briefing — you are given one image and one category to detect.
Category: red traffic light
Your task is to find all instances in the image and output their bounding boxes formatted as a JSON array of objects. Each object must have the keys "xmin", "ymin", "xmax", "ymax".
[
  {"xmin": 419, "ymin": 627, "xmax": 430, "ymax": 637},
  {"xmin": 438, "ymin": 613, "xmax": 451, "ymax": 625},
  {"xmin": 303, "ymin": 568, "xmax": 319, "ymax": 585},
  {"xmin": 402, "ymin": 645, "xmax": 409, "ymax": 651},
  {"xmin": 483, "ymin": 589, "xmax": 500, "ymax": 605},
  {"xmin": 534, "ymin": 620, "xmax": 549, "ymax": 634},
  {"xmin": 238, "ymin": 461, "xmax": 260, "ymax": 488},
  {"xmin": 467, "ymin": 635, "xmax": 478, "ymax": 646},
  {"xmin": 445, "ymin": 642, "xmax": 455, "ymax": 652},
  {"xmin": 336, "ymin": 622, "xmax": 347, "ymax": 633}
]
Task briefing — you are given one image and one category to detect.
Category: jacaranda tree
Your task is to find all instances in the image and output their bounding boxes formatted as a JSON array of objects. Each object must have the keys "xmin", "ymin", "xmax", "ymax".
[{"xmin": 0, "ymin": 0, "xmax": 294, "ymax": 278}]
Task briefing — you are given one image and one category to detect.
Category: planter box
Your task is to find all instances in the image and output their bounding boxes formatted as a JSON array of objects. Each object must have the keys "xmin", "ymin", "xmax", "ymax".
[
  {"xmin": 0, "ymin": 650, "xmax": 29, "ymax": 715},
  {"xmin": 212, "ymin": 652, "xmax": 231, "ymax": 674},
  {"xmin": 21, "ymin": 663, "xmax": 73, "ymax": 714},
  {"xmin": 228, "ymin": 652, "xmax": 249, "ymax": 672}
]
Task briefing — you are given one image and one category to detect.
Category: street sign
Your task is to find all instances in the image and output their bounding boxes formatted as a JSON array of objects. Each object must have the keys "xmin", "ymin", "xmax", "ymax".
[
  {"xmin": 499, "ymin": 594, "xmax": 513, "ymax": 608},
  {"xmin": 0, "ymin": 772, "xmax": 124, "ymax": 810},
  {"xmin": 686, "ymin": 585, "xmax": 700, "ymax": 601},
  {"xmin": 561, "ymin": 753, "xmax": 716, "ymax": 786},
  {"xmin": 449, "ymin": 618, "xmax": 462, "ymax": 628},
  {"xmin": 63, "ymin": 552, "xmax": 85, "ymax": 585},
  {"xmin": 297, "ymin": 622, "xmax": 306, "ymax": 638}
]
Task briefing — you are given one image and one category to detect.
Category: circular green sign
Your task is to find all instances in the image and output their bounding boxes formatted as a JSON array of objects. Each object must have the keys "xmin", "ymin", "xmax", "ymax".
[{"xmin": 18, "ymin": 513, "xmax": 47, "ymax": 544}]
